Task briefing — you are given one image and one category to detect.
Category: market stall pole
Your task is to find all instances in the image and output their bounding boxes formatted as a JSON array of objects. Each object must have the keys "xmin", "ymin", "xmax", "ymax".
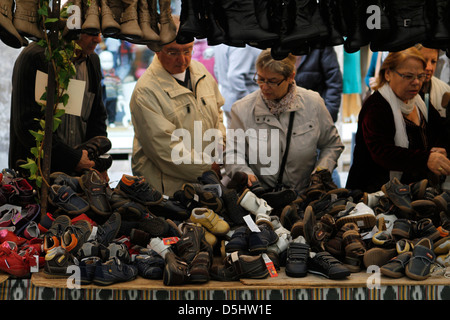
[{"xmin": 40, "ymin": 0, "xmax": 60, "ymax": 217}]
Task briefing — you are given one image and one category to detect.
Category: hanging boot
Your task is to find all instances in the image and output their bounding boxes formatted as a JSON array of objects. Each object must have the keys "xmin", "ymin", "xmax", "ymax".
[
  {"xmin": 100, "ymin": 0, "xmax": 121, "ymax": 37},
  {"xmin": 342, "ymin": 0, "xmax": 370, "ymax": 53},
  {"xmin": 120, "ymin": 0, "xmax": 142, "ymax": 40},
  {"xmin": 368, "ymin": 0, "xmax": 393, "ymax": 52},
  {"xmin": 372, "ymin": 0, "xmax": 428, "ymax": 52},
  {"xmin": 158, "ymin": 0, "xmax": 176, "ymax": 44},
  {"xmin": 82, "ymin": 0, "xmax": 101, "ymax": 34},
  {"xmin": 12, "ymin": 0, "xmax": 44, "ymax": 40},
  {"xmin": 202, "ymin": 0, "xmax": 226, "ymax": 46},
  {"xmin": 221, "ymin": 0, "xmax": 278, "ymax": 49},
  {"xmin": 280, "ymin": 0, "xmax": 326, "ymax": 49},
  {"xmin": 318, "ymin": 0, "xmax": 344, "ymax": 46},
  {"xmin": 176, "ymin": 0, "xmax": 206, "ymax": 44},
  {"xmin": 108, "ymin": 0, "xmax": 123, "ymax": 31},
  {"xmin": 423, "ymin": 0, "xmax": 449, "ymax": 50},
  {"xmin": 0, "ymin": 0, "xmax": 28, "ymax": 48},
  {"xmin": 135, "ymin": 0, "xmax": 160, "ymax": 43}
]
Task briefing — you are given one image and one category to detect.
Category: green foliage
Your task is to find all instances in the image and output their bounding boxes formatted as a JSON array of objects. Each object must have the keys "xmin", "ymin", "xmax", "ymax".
[{"xmin": 20, "ymin": 0, "xmax": 76, "ymax": 189}]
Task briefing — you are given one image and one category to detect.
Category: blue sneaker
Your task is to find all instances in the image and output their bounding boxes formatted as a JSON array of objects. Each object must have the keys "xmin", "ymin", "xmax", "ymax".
[{"xmin": 93, "ymin": 257, "xmax": 138, "ymax": 286}]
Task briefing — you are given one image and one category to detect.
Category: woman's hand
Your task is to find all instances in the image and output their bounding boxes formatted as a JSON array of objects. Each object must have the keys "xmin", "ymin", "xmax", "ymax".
[{"xmin": 427, "ymin": 151, "xmax": 450, "ymax": 176}]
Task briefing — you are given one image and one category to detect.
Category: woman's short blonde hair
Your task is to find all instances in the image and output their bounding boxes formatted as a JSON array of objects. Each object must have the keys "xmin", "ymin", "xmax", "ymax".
[
  {"xmin": 255, "ymin": 49, "xmax": 296, "ymax": 78},
  {"xmin": 374, "ymin": 47, "xmax": 427, "ymax": 90}
]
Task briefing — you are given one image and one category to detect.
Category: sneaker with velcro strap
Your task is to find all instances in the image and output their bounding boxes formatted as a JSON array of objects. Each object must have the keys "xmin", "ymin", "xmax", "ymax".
[
  {"xmin": 307, "ymin": 251, "xmax": 350, "ymax": 279},
  {"xmin": 380, "ymin": 252, "xmax": 412, "ymax": 278},
  {"xmin": 405, "ymin": 237, "xmax": 436, "ymax": 280},
  {"xmin": 285, "ymin": 241, "xmax": 310, "ymax": 278}
]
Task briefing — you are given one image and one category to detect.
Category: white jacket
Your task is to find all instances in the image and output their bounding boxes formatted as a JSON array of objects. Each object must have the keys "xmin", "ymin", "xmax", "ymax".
[
  {"xmin": 224, "ymin": 86, "xmax": 344, "ymax": 192},
  {"xmin": 130, "ymin": 56, "xmax": 226, "ymax": 196}
]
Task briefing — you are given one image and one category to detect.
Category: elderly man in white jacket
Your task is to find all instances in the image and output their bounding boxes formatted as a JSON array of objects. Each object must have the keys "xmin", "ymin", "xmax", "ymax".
[{"xmin": 130, "ymin": 39, "xmax": 226, "ymax": 196}]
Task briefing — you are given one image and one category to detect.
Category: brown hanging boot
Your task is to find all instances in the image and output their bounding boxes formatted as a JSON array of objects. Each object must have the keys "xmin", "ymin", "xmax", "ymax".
[
  {"xmin": 82, "ymin": 0, "xmax": 101, "ymax": 34},
  {"xmin": 100, "ymin": 0, "xmax": 120, "ymax": 36},
  {"xmin": 146, "ymin": 0, "xmax": 162, "ymax": 51},
  {"xmin": 137, "ymin": 0, "xmax": 160, "ymax": 42},
  {"xmin": 158, "ymin": 0, "xmax": 176, "ymax": 44},
  {"xmin": 0, "ymin": 0, "xmax": 28, "ymax": 47},
  {"xmin": 13, "ymin": 0, "xmax": 44, "ymax": 40},
  {"xmin": 119, "ymin": 0, "xmax": 142, "ymax": 39}
]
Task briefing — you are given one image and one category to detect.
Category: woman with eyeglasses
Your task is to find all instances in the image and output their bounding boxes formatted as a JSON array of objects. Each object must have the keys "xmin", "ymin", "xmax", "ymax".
[
  {"xmin": 223, "ymin": 49, "xmax": 344, "ymax": 194},
  {"xmin": 346, "ymin": 47, "xmax": 450, "ymax": 193}
]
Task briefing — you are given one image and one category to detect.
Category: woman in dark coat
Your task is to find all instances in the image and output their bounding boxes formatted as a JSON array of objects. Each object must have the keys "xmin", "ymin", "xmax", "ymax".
[{"xmin": 346, "ymin": 47, "xmax": 450, "ymax": 193}]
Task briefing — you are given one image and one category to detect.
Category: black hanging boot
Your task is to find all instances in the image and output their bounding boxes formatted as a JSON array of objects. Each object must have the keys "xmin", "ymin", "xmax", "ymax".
[
  {"xmin": 342, "ymin": 0, "xmax": 370, "ymax": 53},
  {"xmin": 318, "ymin": 0, "xmax": 345, "ymax": 47},
  {"xmin": 368, "ymin": 0, "xmax": 393, "ymax": 52},
  {"xmin": 177, "ymin": 0, "xmax": 206, "ymax": 43},
  {"xmin": 280, "ymin": 0, "xmax": 326, "ymax": 49},
  {"xmin": 221, "ymin": 0, "xmax": 278, "ymax": 48},
  {"xmin": 372, "ymin": 0, "xmax": 428, "ymax": 52},
  {"xmin": 422, "ymin": 0, "xmax": 449, "ymax": 50},
  {"xmin": 202, "ymin": 0, "xmax": 226, "ymax": 46}
]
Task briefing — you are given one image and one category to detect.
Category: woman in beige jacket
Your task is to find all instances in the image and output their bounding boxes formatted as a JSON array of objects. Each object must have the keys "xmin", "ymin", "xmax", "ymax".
[{"xmin": 224, "ymin": 49, "xmax": 344, "ymax": 193}]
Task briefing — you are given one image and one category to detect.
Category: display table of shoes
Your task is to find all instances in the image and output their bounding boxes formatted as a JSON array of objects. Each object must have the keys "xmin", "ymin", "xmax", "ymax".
[{"xmin": 30, "ymin": 268, "xmax": 450, "ymax": 291}]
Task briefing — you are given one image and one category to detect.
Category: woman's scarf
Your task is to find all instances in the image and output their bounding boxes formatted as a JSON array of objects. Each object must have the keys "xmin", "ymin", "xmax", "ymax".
[
  {"xmin": 262, "ymin": 82, "xmax": 296, "ymax": 116},
  {"xmin": 377, "ymin": 83, "xmax": 428, "ymax": 180}
]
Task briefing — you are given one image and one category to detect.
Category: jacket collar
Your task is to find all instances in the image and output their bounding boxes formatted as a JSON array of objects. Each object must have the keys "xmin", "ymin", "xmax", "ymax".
[
  {"xmin": 254, "ymin": 87, "xmax": 303, "ymax": 118},
  {"xmin": 150, "ymin": 55, "xmax": 207, "ymax": 98}
]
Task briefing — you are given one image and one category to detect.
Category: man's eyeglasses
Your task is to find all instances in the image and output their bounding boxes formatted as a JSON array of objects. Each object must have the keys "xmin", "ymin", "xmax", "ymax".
[
  {"xmin": 253, "ymin": 74, "xmax": 286, "ymax": 87},
  {"xmin": 162, "ymin": 48, "xmax": 193, "ymax": 57},
  {"xmin": 394, "ymin": 70, "xmax": 427, "ymax": 82}
]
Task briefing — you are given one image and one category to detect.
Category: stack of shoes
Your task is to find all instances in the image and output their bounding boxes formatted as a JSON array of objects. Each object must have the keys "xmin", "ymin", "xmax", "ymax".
[
  {"xmin": 381, "ymin": 238, "xmax": 436, "ymax": 280},
  {"xmin": 161, "ymin": 222, "xmax": 213, "ymax": 285},
  {"xmin": 0, "ymin": 232, "xmax": 43, "ymax": 277},
  {"xmin": 42, "ymin": 212, "xmax": 126, "ymax": 282}
]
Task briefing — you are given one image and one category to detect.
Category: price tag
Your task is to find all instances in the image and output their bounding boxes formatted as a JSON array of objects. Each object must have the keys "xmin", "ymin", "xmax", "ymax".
[
  {"xmin": 243, "ymin": 214, "xmax": 260, "ymax": 233},
  {"xmin": 163, "ymin": 237, "xmax": 179, "ymax": 245},
  {"xmin": 262, "ymin": 253, "xmax": 278, "ymax": 277}
]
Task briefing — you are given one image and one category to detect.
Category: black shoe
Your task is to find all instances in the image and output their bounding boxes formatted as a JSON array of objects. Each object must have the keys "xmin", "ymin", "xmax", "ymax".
[
  {"xmin": 261, "ymin": 189, "xmax": 297, "ymax": 209},
  {"xmin": 92, "ymin": 257, "xmax": 138, "ymax": 286},
  {"xmin": 116, "ymin": 174, "xmax": 163, "ymax": 206},
  {"xmin": 134, "ymin": 252, "xmax": 165, "ymax": 280},
  {"xmin": 307, "ymin": 251, "xmax": 350, "ymax": 279},
  {"xmin": 381, "ymin": 177, "xmax": 414, "ymax": 216},
  {"xmin": 285, "ymin": 242, "xmax": 310, "ymax": 278},
  {"xmin": 75, "ymin": 136, "xmax": 112, "ymax": 160},
  {"xmin": 248, "ymin": 223, "xmax": 279, "ymax": 254},
  {"xmin": 94, "ymin": 212, "xmax": 121, "ymax": 246},
  {"xmin": 225, "ymin": 226, "xmax": 250, "ymax": 253},
  {"xmin": 182, "ymin": 183, "xmax": 223, "ymax": 212},
  {"xmin": 79, "ymin": 169, "xmax": 111, "ymax": 216}
]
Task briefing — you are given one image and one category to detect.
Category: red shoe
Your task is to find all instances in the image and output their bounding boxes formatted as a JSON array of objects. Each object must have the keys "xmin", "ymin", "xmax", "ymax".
[
  {"xmin": 0, "ymin": 242, "xmax": 35, "ymax": 277},
  {"xmin": 71, "ymin": 213, "xmax": 97, "ymax": 226},
  {"xmin": 0, "ymin": 229, "xmax": 27, "ymax": 246}
]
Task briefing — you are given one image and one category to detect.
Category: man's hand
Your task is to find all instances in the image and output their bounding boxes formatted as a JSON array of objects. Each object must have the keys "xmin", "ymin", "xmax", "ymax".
[{"xmin": 75, "ymin": 149, "xmax": 95, "ymax": 172}]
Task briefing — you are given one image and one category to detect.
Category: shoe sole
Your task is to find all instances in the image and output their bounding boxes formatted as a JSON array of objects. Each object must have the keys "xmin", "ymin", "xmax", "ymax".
[
  {"xmin": 336, "ymin": 214, "xmax": 376, "ymax": 231},
  {"xmin": 433, "ymin": 236, "xmax": 450, "ymax": 254},
  {"xmin": 302, "ymin": 206, "xmax": 315, "ymax": 245},
  {"xmin": 363, "ymin": 247, "xmax": 397, "ymax": 268}
]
